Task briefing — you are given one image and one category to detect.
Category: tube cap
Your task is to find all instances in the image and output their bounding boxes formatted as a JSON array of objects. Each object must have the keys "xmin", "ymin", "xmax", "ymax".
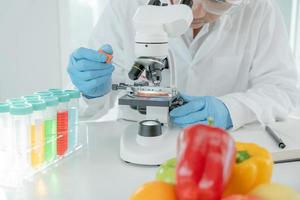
[
  {"xmin": 64, "ymin": 90, "xmax": 81, "ymax": 99},
  {"xmin": 34, "ymin": 91, "xmax": 53, "ymax": 97},
  {"xmin": 10, "ymin": 103, "xmax": 33, "ymax": 115},
  {"xmin": 26, "ymin": 100, "xmax": 47, "ymax": 111},
  {"xmin": 22, "ymin": 95, "xmax": 41, "ymax": 101},
  {"xmin": 0, "ymin": 103, "xmax": 10, "ymax": 113},
  {"xmin": 49, "ymin": 89, "xmax": 64, "ymax": 95},
  {"xmin": 54, "ymin": 93, "xmax": 71, "ymax": 103},
  {"xmin": 42, "ymin": 96, "xmax": 59, "ymax": 107},
  {"xmin": 7, "ymin": 98, "xmax": 26, "ymax": 105}
]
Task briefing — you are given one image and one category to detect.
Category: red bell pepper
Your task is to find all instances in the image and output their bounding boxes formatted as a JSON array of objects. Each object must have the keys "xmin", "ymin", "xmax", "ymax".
[{"xmin": 176, "ymin": 124, "xmax": 236, "ymax": 200}]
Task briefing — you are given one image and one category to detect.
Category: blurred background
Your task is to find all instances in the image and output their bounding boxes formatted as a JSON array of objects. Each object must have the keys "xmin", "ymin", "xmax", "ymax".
[{"xmin": 0, "ymin": 0, "xmax": 299, "ymax": 101}]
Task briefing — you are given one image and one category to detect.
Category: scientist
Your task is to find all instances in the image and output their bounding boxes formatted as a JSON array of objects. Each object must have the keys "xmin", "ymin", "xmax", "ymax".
[{"xmin": 67, "ymin": 0, "xmax": 298, "ymax": 130}]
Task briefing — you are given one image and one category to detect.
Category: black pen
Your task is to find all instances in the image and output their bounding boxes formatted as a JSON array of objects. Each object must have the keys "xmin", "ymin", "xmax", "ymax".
[
  {"xmin": 274, "ymin": 158, "xmax": 300, "ymax": 164},
  {"xmin": 265, "ymin": 126, "xmax": 286, "ymax": 149}
]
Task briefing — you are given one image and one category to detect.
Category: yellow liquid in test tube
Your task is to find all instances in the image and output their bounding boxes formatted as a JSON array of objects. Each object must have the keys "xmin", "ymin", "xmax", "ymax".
[{"xmin": 31, "ymin": 123, "xmax": 45, "ymax": 168}]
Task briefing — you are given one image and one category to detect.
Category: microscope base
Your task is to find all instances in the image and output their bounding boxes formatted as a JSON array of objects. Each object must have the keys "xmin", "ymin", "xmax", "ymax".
[{"xmin": 120, "ymin": 123, "xmax": 181, "ymax": 166}]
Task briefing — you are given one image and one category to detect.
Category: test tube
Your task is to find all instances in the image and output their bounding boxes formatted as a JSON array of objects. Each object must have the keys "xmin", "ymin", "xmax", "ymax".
[
  {"xmin": 10, "ymin": 103, "xmax": 33, "ymax": 177},
  {"xmin": 41, "ymin": 96, "xmax": 58, "ymax": 162},
  {"xmin": 0, "ymin": 103, "xmax": 12, "ymax": 177},
  {"xmin": 26, "ymin": 100, "xmax": 46, "ymax": 169},
  {"xmin": 54, "ymin": 93, "xmax": 70, "ymax": 156},
  {"xmin": 64, "ymin": 90, "xmax": 80, "ymax": 151}
]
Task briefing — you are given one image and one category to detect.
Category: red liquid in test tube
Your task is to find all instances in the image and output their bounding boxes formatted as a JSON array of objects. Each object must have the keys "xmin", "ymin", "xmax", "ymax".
[{"xmin": 57, "ymin": 110, "xmax": 68, "ymax": 156}]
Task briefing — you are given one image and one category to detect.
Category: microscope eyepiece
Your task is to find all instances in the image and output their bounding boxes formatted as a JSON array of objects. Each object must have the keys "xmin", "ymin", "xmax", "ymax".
[
  {"xmin": 180, "ymin": 0, "xmax": 193, "ymax": 8},
  {"xmin": 148, "ymin": 0, "xmax": 162, "ymax": 6},
  {"xmin": 128, "ymin": 62, "xmax": 146, "ymax": 81}
]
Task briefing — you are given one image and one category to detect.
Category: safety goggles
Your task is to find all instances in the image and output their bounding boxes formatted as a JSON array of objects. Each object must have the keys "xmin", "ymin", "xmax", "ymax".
[{"xmin": 174, "ymin": 0, "xmax": 243, "ymax": 16}]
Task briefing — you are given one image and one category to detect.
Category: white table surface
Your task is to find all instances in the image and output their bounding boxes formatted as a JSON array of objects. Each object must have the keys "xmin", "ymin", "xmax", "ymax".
[{"xmin": 3, "ymin": 120, "xmax": 300, "ymax": 200}]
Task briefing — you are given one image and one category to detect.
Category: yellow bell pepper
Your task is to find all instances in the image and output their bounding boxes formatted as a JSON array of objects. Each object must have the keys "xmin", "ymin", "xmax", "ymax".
[{"xmin": 223, "ymin": 142, "xmax": 273, "ymax": 196}]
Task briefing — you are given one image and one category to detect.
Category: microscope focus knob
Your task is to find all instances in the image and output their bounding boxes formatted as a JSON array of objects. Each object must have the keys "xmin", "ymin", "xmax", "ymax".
[{"xmin": 112, "ymin": 84, "xmax": 119, "ymax": 91}]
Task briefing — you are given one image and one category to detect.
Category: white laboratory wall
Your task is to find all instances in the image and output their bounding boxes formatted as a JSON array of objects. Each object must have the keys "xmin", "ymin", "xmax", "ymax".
[
  {"xmin": 293, "ymin": 0, "xmax": 300, "ymax": 114},
  {"xmin": 0, "ymin": 0, "xmax": 62, "ymax": 101},
  {"xmin": 293, "ymin": 1, "xmax": 300, "ymax": 76},
  {"xmin": 275, "ymin": 0, "xmax": 300, "ymax": 69},
  {"xmin": 275, "ymin": 0, "xmax": 293, "ymax": 34},
  {"xmin": 59, "ymin": 0, "xmax": 109, "ymax": 88},
  {"xmin": 274, "ymin": 0, "xmax": 299, "ymax": 53}
]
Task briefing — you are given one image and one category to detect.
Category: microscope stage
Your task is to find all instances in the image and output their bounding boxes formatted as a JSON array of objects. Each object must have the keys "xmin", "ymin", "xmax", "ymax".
[{"xmin": 119, "ymin": 94, "xmax": 176, "ymax": 107}]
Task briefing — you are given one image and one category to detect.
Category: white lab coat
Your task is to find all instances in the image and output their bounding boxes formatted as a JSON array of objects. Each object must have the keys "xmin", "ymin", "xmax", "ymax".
[{"xmin": 78, "ymin": 0, "xmax": 298, "ymax": 130}]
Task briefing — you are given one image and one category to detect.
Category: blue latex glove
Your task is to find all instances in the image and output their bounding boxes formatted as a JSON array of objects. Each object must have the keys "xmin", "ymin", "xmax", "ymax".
[
  {"xmin": 67, "ymin": 44, "xmax": 114, "ymax": 98},
  {"xmin": 170, "ymin": 95, "xmax": 233, "ymax": 129}
]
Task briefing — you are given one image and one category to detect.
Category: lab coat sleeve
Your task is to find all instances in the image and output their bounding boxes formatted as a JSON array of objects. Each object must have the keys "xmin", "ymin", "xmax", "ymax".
[
  {"xmin": 76, "ymin": 0, "xmax": 137, "ymax": 120},
  {"xmin": 219, "ymin": 1, "xmax": 299, "ymax": 130}
]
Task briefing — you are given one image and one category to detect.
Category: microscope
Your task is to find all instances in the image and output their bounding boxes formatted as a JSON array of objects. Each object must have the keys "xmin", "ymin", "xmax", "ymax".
[{"xmin": 112, "ymin": 0, "xmax": 193, "ymax": 165}]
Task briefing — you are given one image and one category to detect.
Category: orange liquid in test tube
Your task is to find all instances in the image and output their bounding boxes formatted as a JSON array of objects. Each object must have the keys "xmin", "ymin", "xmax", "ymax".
[{"xmin": 31, "ymin": 123, "xmax": 45, "ymax": 168}]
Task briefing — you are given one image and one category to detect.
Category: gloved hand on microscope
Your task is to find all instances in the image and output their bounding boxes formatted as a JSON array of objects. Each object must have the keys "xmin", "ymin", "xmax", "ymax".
[{"xmin": 170, "ymin": 94, "xmax": 233, "ymax": 130}]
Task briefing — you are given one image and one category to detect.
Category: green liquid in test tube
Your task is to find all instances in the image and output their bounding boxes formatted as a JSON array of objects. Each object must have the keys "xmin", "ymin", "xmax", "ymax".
[
  {"xmin": 44, "ymin": 119, "xmax": 57, "ymax": 161},
  {"xmin": 42, "ymin": 96, "xmax": 59, "ymax": 162}
]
